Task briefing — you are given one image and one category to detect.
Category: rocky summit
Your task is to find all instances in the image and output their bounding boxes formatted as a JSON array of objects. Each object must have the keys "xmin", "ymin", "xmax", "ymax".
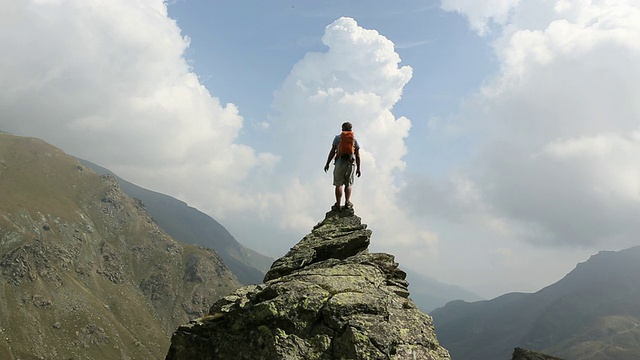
[{"xmin": 166, "ymin": 209, "xmax": 451, "ymax": 360}]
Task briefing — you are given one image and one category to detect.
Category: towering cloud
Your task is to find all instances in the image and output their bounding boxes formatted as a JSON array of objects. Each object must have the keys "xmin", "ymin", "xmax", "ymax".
[
  {"xmin": 0, "ymin": 0, "xmax": 275, "ymax": 215},
  {"xmin": 433, "ymin": 0, "xmax": 640, "ymax": 247},
  {"xmin": 263, "ymin": 17, "xmax": 438, "ymax": 257}
]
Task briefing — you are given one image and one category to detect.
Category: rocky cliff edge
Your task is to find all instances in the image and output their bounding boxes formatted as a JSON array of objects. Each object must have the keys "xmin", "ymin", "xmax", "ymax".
[{"xmin": 166, "ymin": 209, "xmax": 451, "ymax": 360}]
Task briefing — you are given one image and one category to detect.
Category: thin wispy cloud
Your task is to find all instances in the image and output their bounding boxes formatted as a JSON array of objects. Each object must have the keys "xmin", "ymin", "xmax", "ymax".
[{"xmin": 395, "ymin": 38, "xmax": 436, "ymax": 49}]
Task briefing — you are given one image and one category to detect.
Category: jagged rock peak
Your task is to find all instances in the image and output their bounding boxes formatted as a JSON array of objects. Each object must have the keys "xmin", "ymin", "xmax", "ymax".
[
  {"xmin": 166, "ymin": 210, "xmax": 451, "ymax": 360},
  {"xmin": 264, "ymin": 208, "xmax": 371, "ymax": 282}
]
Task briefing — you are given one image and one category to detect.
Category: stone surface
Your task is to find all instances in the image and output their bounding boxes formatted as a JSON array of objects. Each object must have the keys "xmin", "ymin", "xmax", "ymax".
[
  {"xmin": 512, "ymin": 347, "xmax": 565, "ymax": 360},
  {"xmin": 166, "ymin": 209, "xmax": 451, "ymax": 360}
]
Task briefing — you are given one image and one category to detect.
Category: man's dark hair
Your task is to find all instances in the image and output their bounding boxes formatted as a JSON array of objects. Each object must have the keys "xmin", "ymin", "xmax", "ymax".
[{"xmin": 342, "ymin": 122, "xmax": 353, "ymax": 131}]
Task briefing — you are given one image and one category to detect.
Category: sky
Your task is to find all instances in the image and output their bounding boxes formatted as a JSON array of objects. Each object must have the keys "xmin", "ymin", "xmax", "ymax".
[{"xmin": 1, "ymin": 0, "xmax": 640, "ymax": 298}]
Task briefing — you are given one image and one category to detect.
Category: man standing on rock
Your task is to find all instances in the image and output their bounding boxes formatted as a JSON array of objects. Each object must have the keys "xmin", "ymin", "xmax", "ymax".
[{"xmin": 324, "ymin": 121, "xmax": 361, "ymax": 211}]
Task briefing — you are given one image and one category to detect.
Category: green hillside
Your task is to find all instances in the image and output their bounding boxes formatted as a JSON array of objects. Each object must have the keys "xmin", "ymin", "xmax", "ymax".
[{"xmin": 0, "ymin": 133, "xmax": 240, "ymax": 359}]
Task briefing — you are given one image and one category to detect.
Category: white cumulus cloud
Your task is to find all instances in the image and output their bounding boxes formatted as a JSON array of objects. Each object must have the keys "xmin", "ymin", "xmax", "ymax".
[
  {"xmin": 228, "ymin": 16, "xmax": 434, "ymax": 258},
  {"xmin": 429, "ymin": 0, "xmax": 640, "ymax": 248},
  {"xmin": 0, "ymin": 3, "xmax": 436, "ymax": 263},
  {"xmin": 440, "ymin": 0, "xmax": 520, "ymax": 35},
  {"xmin": 0, "ymin": 0, "xmax": 276, "ymax": 219}
]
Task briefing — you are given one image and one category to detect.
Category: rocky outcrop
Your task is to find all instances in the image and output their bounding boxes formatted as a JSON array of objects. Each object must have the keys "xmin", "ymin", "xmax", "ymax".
[
  {"xmin": 166, "ymin": 209, "xmax": 451, "ymax": 360},
  {"xmin": 512, "ymin": 347, "xmax": 565, "ymax": 360}
]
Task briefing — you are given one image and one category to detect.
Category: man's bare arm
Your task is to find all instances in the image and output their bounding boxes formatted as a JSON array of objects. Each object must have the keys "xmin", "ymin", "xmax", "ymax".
[
  {"xmin": 355, "ymin": 148, "xmax": 361, "ymax": 177},
  {"xmin": 324, "ymin": 145, "xmax": 337, "ymax": 172}
]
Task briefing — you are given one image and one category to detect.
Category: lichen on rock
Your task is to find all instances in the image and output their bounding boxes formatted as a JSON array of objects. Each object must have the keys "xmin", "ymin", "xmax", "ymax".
[{"xmin": 166, "ymin": 209, "xmax": 451, "ymax": 360}]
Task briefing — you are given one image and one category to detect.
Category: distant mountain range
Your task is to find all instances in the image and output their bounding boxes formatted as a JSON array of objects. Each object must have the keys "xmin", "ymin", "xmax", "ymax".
[
  {"xmin": 405, "ymin": 270, "xmax": 483, "ymax": 313},
  {"xmin": 78, "ymin": 159, "xmax": 272, "ymax": 285},
  {"xmin": 431, "ymin": 245, "xmax": 640, "ymax": 360}
]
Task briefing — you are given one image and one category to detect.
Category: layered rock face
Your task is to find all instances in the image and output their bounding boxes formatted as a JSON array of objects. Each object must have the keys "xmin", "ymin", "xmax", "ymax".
[
  {"xmin": 166, "ymin": 209, "xmax": 451, "ymax": 360},
  {"xmin": 512, "ymin": 347, "xmax": 565, "ymax": 360}
]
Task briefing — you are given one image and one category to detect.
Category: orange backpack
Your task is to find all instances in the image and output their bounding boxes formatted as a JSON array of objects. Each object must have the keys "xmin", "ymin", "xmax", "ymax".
[{"xmin": 337, "ymin": 131, "xmax": 355, "ymax": 161}]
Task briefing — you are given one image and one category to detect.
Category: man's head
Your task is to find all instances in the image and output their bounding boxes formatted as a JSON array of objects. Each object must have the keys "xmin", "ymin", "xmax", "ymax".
[{"xmin": 341, "ymin": 122, "xmax": 353, "ymax": 131}]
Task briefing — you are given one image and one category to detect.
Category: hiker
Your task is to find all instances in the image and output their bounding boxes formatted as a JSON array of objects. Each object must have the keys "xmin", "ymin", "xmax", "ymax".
[{"xmin": 323, "ymin": 121, "xmax": 361, "ymax": 211}]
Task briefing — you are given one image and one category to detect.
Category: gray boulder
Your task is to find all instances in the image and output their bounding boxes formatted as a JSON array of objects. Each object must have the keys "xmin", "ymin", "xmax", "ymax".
[
  {"xmin": 166, "ymin": 209, "xmax": 451, "ymax": 360},
  {"xmin": 512, "ymin": 347, "xmax": 565, "ymax": 360}
]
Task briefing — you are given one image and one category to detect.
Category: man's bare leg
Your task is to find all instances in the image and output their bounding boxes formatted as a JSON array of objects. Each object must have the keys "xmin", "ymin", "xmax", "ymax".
[
  {"xmin": 335, "ymin": 186, "xmax": 343, "ymax": 206},
  {"xmin": 345, "ymin": 186, "xmax": 352, "ymax": 206}
]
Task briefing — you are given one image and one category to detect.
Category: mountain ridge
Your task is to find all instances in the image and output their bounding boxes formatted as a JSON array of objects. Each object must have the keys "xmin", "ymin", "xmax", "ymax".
[
  {"xmin": 405, "ymin": 270, "xmax": 483, "ymax": 313},
  {"xmin": 431, "ymin": 245, "xmax": 640, "ymax": 360},
  {"xmin": 0, "ymin": 133, "xmax": 240, "ymax": 359},
  {"xmin": 78, "ymin": 158, "xmax": 272, "ymax": 285}
]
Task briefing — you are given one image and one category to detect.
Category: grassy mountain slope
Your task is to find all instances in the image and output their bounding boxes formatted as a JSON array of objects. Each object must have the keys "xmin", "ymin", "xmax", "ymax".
[
  {"xmin": 431, "ymin": 246, "xmax": 640, "ymax": 360},
  {"xmin": 0, "ymin": 134, "xmax": 240, "ymax": 359},
  {"xmin": 79, "ymin": 159, "xmax": 272, "ymax": 285}
]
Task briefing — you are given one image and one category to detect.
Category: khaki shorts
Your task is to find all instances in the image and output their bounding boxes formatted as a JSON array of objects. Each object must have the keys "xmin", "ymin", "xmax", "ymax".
[{"xmin": 333, "ymin": 158, "xmax": 356, "ymax": 186}]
